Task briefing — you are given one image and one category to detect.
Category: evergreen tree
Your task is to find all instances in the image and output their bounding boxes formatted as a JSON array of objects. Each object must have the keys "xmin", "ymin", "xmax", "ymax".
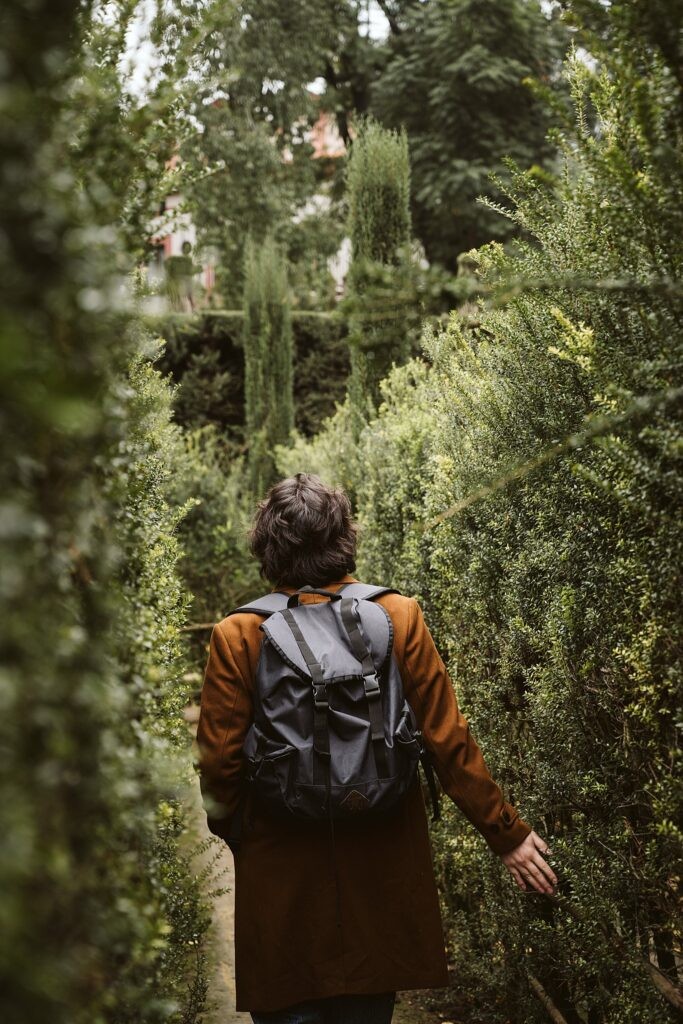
[
  {"xmin": 243, "ymin": 236, "xmax": 294, "ymax": 494},
  {"xmin": 371, "ymin": 0, "xmax": 567, "ymax": 269},
  {"xmin": 346, "ymin": 119, "xmax": 413, "ymax": 437}
]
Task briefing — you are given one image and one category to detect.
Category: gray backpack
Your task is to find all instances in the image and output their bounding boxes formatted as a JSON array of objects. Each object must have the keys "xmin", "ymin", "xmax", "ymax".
[{"xmin": 225, "ymin": 582, "xmax": 440, "ymax": 846}]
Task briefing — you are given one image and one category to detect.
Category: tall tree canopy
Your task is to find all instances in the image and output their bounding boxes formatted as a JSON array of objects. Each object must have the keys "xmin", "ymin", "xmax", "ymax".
[
  {"xmin": 370, "ymin": 0, "xmax": 567, "ymax": 268},
  {"xmin": 168, "ymin": 0, "xmax": 568, "ymax": 292},
  {"xmin": 176, "ymin": 1, "xmax": 357, "ymax": 307}
]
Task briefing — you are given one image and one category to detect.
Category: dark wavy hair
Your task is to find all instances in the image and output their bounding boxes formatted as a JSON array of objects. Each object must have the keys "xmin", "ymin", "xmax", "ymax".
[{"xmin": 248, "ymin": 473, "xmax": 358, "ymax": 588}]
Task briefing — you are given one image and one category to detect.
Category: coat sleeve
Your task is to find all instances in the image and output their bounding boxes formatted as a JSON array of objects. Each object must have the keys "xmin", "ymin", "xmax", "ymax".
[
  {"xmin": 400, "ymin": 597, "xmax": 532, "ymax": 855},
  {"xmin": 195, "ymin": 621, "xmax": 253, "ymax": 850}
]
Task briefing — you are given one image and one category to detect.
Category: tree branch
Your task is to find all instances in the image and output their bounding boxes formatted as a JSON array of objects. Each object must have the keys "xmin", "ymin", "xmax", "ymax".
[
  {"xmin": 376, "ymin": 0, "xmax": 402, "ymax": 36},
  {"xmin": 527, "ymin": 974, "xmax": 570, "ymax": 1024}
]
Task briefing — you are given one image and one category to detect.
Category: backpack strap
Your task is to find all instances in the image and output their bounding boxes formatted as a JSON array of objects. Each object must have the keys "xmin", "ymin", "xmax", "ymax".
[
  {"xmin": 280, "ymin": 608, "xmax": 331, "ymax": 792},
  {"xmin": 338, "ymin": 596, "xmax": 390, "ymax": 780},
  {"xmin": 225, "ymin": 591, "xmax": 291, "ymax": 618},
  {"xmin": 226, "ymin": 582, "xmax": 399, "ymax": 617},
  {"xmin": 330, "ymin": 583, "xmax": 401, "ymax": 602}
]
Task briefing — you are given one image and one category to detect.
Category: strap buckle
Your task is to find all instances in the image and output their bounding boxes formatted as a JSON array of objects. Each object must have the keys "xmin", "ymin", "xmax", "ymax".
[
  {"xmin": 313, "ymin": 683, "xmax": 329, "ymax": 708},
  {"xmin": 363, "ymin": 674, "xmax": 381, "ymax": 700}
]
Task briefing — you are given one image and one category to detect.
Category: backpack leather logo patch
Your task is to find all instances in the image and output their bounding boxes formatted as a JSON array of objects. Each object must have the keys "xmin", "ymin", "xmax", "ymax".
[{"xmin": 341, "ymin": 789, "xmax": 370, "ymax": 812}]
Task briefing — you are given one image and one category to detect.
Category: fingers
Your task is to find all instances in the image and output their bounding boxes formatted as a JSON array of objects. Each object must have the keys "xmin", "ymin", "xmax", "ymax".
[
  {"xmin": 519, "ymin": 859, "xmax": 553, "ymax": 893},
  {"xmin": 502, "ymin": 830, "xmax": 559, "ymax": 896},
  {"xmin": 532, "ymin": 832, "xmax": 552, "ymax": 856},
  {"xmin": 530, "ymin": 849, "xmax": 558, "ymax": 888},
  {"xmin": 507, "ymin": 865, "xmax": 529, "ymax": 892}
]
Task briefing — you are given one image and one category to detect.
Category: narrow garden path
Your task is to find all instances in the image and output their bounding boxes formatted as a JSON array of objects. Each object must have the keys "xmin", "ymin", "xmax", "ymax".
[
  {"xmin": 185, "ymin": 703, "xmax": 458, "ymax": 1024},
  {"xmin": 185, "ymin": 704, "xmax": 251, "ymax": 1023},
  {"xmin": 191, "ymin": 804, "xmax": 250, "ymax": 1022}
]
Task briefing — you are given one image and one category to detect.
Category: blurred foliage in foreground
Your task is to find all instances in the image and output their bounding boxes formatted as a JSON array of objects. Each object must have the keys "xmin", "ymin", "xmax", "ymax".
[
  {"xmin": 280, "ymin": 4, "xmax": 683, "ymax": 1021},
  {"xmin": 0, "ymin": 2, "xmax": 215, "ymax": 1021}
]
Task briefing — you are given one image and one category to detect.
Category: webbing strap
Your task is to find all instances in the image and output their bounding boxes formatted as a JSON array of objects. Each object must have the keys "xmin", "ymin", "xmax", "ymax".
[
  {"xmin": 339, "ymin": 597, "xmax": 389, "ymax": 779},
  {"xmin": 333, "ymin": 583, "xmax": 399, "ymax": 601},
  {"xmin": 281, "ymin": 608, "xmax": 324, "ymax": 684},
  {"xmin": 420, "ymin": 750, "xmax": 442, "ymax": 822},
  {"xmin": 281, "ymin": 608, "xmax": 329, "ymax": 792},
  {"xmin": 286, "ymin": 582, "xmax": 353, "ymax": 606},
  {"xmin": 339, "ymin": 598, "xmax": 377, "ymax": 679}
]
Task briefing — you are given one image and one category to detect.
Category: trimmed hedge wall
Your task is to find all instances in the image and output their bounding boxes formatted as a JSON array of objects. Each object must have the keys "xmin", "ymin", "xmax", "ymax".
[
  {"xmin": 146, "ymin": 309, "xmax": 349, "ymax": 442},
  {"xmin": 352, "ymin": 39, "xmax": 682, "ymax": 1024}
]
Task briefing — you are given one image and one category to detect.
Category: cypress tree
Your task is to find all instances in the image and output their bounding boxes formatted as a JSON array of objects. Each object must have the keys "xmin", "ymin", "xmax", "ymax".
[
  {"xmin": 243, "ymin": 236, "xmax": 294, "ymax": 494},
  {"xmin": 346, "ymin": 119, "xmax": 412, "ymax": 437}
]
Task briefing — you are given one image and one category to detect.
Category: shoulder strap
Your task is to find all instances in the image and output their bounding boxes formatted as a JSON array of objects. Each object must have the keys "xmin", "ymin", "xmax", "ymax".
[
  {"xmin": 225, "ymin": 591, "xmax": 290, "ymax": 618},
  {"xmin": 332, "ymin": 582, "xmax": 401, "ymax": 601},
  {"xmin": 226, "ymin": 582, "xmax": 401, "ymax": 618}
]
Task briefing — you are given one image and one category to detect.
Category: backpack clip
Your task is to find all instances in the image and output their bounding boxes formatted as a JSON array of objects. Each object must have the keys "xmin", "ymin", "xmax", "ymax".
[
  {"xmin": 312, "ymin": 682, "xmax": 329, "ymax": 708},
  {"xmin": 363, "ymin": 673, "xmax": 381, "ymax": 700}
]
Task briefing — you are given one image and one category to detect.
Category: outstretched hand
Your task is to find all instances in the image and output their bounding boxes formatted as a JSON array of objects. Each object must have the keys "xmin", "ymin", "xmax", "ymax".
[{"xmin": 499, "ymin": 829, "xmax": 558, "ymax": 895}]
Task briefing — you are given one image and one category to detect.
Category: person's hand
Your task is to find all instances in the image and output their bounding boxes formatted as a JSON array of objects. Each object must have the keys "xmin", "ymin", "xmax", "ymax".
[{"xmin": 498, "ymin": 829, "xmax": 558, "ymax": 895}]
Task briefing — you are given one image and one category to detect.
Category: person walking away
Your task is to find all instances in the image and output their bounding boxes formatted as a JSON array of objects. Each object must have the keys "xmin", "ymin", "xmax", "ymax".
[{"xmin": 196, "ymin": 473, "xmax": 558, "ymax": 1023}]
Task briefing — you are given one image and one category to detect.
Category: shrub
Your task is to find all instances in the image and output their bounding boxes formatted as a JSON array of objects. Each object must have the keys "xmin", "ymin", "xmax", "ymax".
[
  {"xmin": 147, "ymin": 311, "xmax": 246, "ymax": 441},
  {"xmin": 243, "ymin": 237, "xmax": 294, "ymax": 493},
  {"xmin": 353, "ymin": 19, "xmax": 682, "ymax": 1024},
  {"xmin": 100, "ymin": 333, "xmax": 211, "ymax": 1023},
  {"xmin": 167, "ymin": 424, "xmax": 262, "ymax": 663},
  {"xmin": 0, "ymin": 3, "xmax": 210, "ymax": 1018},
  {"xmin": 273, "ymin": 392, "xmax": 361, "ymax": 502}
]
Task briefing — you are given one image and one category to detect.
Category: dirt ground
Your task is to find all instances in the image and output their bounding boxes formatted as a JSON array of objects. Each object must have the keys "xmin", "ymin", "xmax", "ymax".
[{"xmin": 184, "ymin": 705, "xmax": 459, "ymax": 1023}]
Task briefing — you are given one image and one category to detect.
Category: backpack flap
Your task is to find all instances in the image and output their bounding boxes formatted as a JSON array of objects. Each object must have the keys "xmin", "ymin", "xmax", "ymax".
[{"xmin": 260, "ymin": 597, "xmax": 392, "ymax": 684}]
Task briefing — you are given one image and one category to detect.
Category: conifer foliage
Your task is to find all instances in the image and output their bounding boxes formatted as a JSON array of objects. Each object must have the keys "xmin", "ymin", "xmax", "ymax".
[
  {"xmin": 346, "ymin": 120, "xmax": 414, "ymax": 436},
  {"xmin": 243, "ymin": 236, "xmax": 295, "ymax": 494},
  {"xmin": 353, "ymin": 7, "xmax": 683, "ymax": 1020}
]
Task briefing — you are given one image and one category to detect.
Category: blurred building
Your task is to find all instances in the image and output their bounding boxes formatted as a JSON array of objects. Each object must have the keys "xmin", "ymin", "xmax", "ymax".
[{"xmin": 308, "ymin": 107, "xmax": 347, "ymax": 161}]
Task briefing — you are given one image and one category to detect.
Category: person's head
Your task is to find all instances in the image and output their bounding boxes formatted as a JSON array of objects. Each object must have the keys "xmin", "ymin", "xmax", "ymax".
[
  {"xmin": 181, "ymin": 240, "xmax": 192, "ymax": 254},
  {"xmin": 248, "ymin": 473, "xmax": 357, "ymax": 588}
]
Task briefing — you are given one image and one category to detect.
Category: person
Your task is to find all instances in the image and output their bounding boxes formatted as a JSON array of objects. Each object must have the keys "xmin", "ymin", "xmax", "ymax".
[
  {"xmin": 164, "ymin": 239, "xmax": 200, "ymax": 312},
  {"xmin": 196, "ymin": 473, "xmax": 557, "ymax": 1024}
]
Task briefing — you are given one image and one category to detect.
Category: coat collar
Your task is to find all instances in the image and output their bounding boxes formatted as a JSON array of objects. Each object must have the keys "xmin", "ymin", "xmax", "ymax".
[{"xmin": 270, "ymin": 572, "xmax": 359, "ymax": 595}]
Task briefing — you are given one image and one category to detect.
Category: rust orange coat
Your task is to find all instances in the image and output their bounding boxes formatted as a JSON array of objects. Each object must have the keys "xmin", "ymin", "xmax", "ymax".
[{"xmin": 196, "ymin": 574, "xmax": 532, "ymax": 1013}]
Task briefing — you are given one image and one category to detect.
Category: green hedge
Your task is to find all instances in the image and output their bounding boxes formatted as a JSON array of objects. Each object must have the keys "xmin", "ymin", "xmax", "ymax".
[
  {"xmin": 283, "ymin": 12, "xmax": 682, "ymax": 1023},
  {"xmin": 243, "ymin": 237, "xmax": 294, "ymax": 494},
  {"xmin": 146, "ymin": 309, "xmax": 349, "ymax": 441},
  {"xmin": 0, "ymin": 4, "xmax": 210, "ymax": 1019}
]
